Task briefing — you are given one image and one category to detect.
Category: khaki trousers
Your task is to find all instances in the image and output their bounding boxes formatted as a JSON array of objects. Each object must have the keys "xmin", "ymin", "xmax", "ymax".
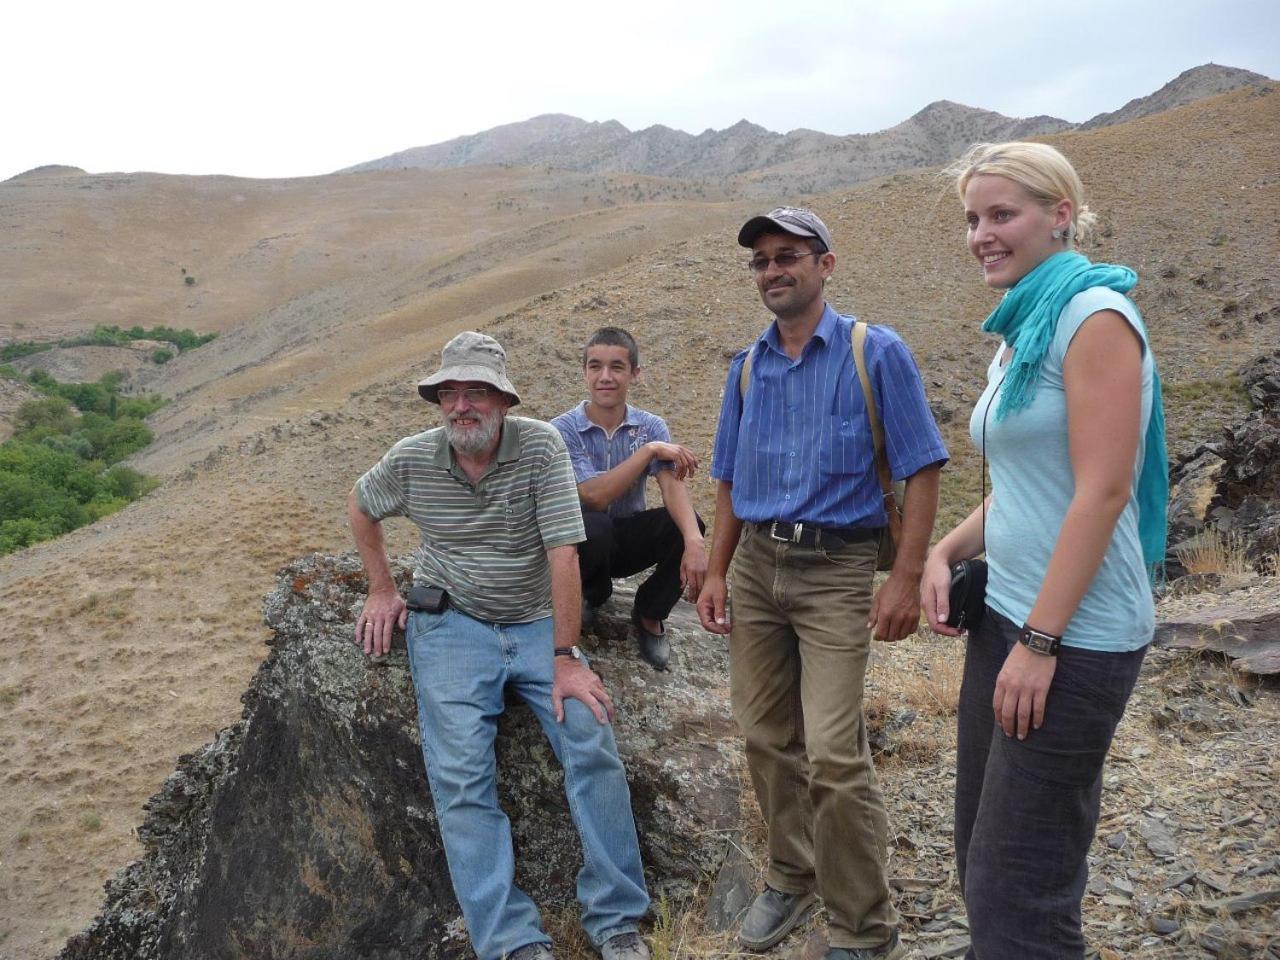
[{"xmin": 729, "ymin": 523, "xmax": 897, "ymax": 949}]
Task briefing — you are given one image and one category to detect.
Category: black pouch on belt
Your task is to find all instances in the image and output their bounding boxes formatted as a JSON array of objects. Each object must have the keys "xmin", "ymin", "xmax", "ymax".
[
  {"xmin": 406, "ymin": 584, "xmax": 449, "ymax": 613},
  {"xmin": 945, "ymin": 559, "xmax": 987, "ymax": 631}
]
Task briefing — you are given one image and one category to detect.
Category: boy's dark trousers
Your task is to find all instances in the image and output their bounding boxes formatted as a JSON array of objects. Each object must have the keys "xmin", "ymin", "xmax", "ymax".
[{"xmin": 578, "ymin": 508, "xmax": 704, "ymax": 621}]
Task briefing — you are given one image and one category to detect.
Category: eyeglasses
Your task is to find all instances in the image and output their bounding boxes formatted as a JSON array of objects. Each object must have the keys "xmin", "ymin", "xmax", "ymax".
[
  {"xmin": 437, "ymin": 387, "xmax": 493, "ymax": 404},
  {"xmin": 747, "ymin": 250, "xmax": 823, "ymax": 274}
]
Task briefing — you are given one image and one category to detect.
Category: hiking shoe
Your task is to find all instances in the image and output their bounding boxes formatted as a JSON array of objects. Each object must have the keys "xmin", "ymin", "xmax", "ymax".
[
  {"xmin": 599, "ymin": 931, "xmax": 649, "ymax": 960},
  {"xmin": 822, "ymin": 930, "xmax": 906, "ymax": 960},
  {"xmin": 738, "ymin": 886, "xmax": 817, "ymax": 951},
  {"xmin": 631, "ymin": 607, "xmax": 670, "ymax": 671},
  {"xmin": 508, "ymin": 943, "xmax": 555, "ymax": 960}
]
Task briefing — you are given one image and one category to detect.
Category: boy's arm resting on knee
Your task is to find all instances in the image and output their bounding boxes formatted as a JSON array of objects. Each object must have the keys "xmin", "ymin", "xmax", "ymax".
[
  {"xmin": 548, "ymin": 544, "xmax": 614, "ymax": 724},
  {"xmin": 655, "ymin": 470, "xmax": 707, "ymax": 599},
  {"xmin": 347, "ymin": 488, "xmax": 406, "ymax": 655}
]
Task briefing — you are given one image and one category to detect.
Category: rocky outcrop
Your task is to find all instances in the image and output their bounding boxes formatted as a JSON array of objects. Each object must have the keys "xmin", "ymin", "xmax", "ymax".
[
  {"xmin": 1155, "ymin": 597, "xmax": 1280, "ymax": 675},
  {"xmin": 60, "ymin": 555, "xmax": 744, "ymax": 960},
  {"xmin": 1167, "ymin": 351, "xmax": 1280, "ymax": 575}
]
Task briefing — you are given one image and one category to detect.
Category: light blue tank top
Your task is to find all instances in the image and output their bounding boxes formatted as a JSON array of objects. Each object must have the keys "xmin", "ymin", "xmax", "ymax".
[{"xmin": 970, "ymin": 287, "xmax": 1155, "ymax": 651}]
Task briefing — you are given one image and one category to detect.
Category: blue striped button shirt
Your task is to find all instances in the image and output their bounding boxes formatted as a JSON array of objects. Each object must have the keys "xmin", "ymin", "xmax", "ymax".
[
  {"xmin": 551, "ymin": 401, "xmax": 672, "ymax": 519},
  {"xmin": 710, "ymin": 305, "xmax": 948, "ymax": 527}
]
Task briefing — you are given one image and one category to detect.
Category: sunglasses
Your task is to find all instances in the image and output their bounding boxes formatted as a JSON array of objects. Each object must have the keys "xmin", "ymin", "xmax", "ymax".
[{"xmin": 747, "ymin": 250, "xmax": 822, "ymax": 274}]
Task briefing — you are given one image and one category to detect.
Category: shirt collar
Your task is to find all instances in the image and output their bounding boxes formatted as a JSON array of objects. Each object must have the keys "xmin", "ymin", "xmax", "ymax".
[
  {"xmin": 430, "ymin": 417, "xmax": 520, "ymax": 472},
  {"xmin": 570, "ymin": 399, "xmax": 642, "ymax": 433},
  {"xmin": 759, "ymin": 302, "xmax": 838, "ymax": 358},
  {"xmin": 494, "ymin": 416, "xmax": 521, "ymax": 462}
]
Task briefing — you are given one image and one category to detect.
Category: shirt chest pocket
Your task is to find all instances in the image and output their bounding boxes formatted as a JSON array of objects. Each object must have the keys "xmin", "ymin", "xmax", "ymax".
[
  {"xmin": 817, "ymin": 413, "xmax": 869, "ymax": 476},
  {"xmin": 502, "ymin": 494, "xmax": 537, "ymax": 535}
]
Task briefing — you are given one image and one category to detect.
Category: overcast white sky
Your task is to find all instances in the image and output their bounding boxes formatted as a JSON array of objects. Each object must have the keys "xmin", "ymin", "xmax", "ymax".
[{"xmin": 4, "ymin": 0, "xmax": 1277, "ymax": 182}]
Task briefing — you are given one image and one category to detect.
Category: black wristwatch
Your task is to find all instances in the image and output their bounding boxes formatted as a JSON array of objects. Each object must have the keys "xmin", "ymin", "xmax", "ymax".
[
  {"xmin": 554, "ymin": 645, "xmax": 583, "ymax": 660},
  {"xmin": 1019, "ymin": 625, "xmax": 1062, "ymax": 657}
]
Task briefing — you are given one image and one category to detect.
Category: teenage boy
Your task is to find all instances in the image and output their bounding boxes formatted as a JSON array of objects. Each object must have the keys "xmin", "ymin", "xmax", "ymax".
[{"xmin": 551, "ymin": 327, "xmax": 706, "ymax": 670}]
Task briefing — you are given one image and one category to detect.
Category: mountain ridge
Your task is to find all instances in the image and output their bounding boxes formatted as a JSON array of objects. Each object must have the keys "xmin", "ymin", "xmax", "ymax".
[{"xmin": 340, "ymin": 64, "xmax": 1270, "ymax": 195}]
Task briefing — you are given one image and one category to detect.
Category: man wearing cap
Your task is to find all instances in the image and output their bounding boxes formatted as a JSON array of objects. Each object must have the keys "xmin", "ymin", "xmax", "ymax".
[
  {"xmin": 696, "ymin": 209, "xmax": 947, "ymax": 960},
  {"xmin": 551, "ymin": 326, "xmax": 707, "ymax": 671},
  {"xmin": 348, "ymin": 331, "xmax": 651, "ymax": 960}
]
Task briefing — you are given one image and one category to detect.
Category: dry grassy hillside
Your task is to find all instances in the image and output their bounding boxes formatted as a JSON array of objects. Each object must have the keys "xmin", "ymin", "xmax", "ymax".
[
  {"xmin": 0, "ymin": 85, "xmax": 1276, "ymax": 958},
  {"xmin": 0, "ymin": 164, "xmax": 733, "ymax": 345}
]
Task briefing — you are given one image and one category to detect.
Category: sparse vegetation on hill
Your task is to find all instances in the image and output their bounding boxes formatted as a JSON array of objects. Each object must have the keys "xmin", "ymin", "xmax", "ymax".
[
  {"xmin": 0, "ymin": 324, "xmax": 217, "ymax": 363},
  {"xmin": 0, "ymin": 370, "xmax": 163, "ymax": 554}
]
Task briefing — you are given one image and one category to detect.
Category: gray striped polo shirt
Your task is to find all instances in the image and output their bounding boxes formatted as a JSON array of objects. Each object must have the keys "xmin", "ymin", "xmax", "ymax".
[{"xmin": 355, "ymin": 416, "xmax": 586, "ymax": 623}]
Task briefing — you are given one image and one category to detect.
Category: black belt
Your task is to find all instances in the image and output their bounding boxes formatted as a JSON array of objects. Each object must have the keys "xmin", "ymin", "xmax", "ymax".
[{"xmin": 752, "ymin": 519, "xmax": 879, "ymax": 550}]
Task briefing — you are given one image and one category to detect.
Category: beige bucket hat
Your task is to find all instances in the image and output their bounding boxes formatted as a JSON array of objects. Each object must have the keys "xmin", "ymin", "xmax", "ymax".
[{"xmin": 417, "ymin": 331, "xmax": 521, "ymax": 405}]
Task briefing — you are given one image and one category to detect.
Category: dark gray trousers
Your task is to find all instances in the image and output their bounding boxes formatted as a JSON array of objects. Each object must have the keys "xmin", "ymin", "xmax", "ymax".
[{"xmin": 955, "ymin": 607, "xmax": 1146, "ymax": 959}]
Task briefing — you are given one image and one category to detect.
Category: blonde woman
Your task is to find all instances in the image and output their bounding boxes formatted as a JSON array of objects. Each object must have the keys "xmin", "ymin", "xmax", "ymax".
[{"xmin": 922, "ymin": 142, "xmax": 1167, "ymax": 958}]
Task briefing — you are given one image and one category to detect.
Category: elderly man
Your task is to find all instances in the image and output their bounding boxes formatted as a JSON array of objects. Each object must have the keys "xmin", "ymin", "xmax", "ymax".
[
  {"xmin": 348, "ymin": 331, "xmax": 650, "ymax": 960},
  {"xmin": 696, "ymin": 209, "xmax": 947, "ymax": 960}
]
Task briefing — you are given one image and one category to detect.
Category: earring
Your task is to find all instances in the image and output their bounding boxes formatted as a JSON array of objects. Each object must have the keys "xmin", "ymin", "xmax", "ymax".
[{"xmin": 1051, "ymin": 228, "xmax": 1063, "ymax": 240}]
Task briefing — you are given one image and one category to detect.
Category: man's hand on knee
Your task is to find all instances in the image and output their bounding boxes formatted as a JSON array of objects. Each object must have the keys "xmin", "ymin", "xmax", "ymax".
[
  {"xmin": 356, "ymin": 588, "xmax": 407, "ymax": 656},
  {"xmin": 553, "ymin": 658, "xmax": 614, "ymax": 724}
]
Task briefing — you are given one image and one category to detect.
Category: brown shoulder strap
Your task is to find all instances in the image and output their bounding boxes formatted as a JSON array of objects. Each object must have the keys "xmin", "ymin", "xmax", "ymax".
[
  {"xmin": 851, "ymin": 321, "xmax": 893, "ymax": 499},
  {"xmin": 853, "ymin": 320, "xmax": 903, "ymax": 564},
  {"xmin": 738, "ymin": 349, "xmax": 753, "ymax": 400}
]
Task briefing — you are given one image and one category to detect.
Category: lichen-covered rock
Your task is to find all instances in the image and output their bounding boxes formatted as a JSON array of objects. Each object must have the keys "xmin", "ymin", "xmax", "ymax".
[{"xmin": 61, "ymin": 554, "xmax": 743, "ymax": 959}]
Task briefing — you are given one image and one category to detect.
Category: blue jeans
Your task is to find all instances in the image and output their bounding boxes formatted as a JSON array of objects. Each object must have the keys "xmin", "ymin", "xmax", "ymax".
[
  {"xmin": 406, "ymin": 607, "xmax": 649, "ymax": 960},
  {"xmin": 955, "ymin": 607, "xmax": 1146, "ymax": 959}
]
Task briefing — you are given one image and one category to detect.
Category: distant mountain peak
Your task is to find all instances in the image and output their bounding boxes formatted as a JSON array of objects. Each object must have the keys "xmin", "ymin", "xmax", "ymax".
[
  {"xmin": 1081, "ymin": 62, "xmax": 1271, "ymax": 129},
  {"xmin": 6, "ymin": 164, "xmax": 87, "ymax": 182}
]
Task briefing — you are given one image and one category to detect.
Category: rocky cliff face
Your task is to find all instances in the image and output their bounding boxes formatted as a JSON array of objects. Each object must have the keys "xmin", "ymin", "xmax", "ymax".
[
  {"xmin": 1168, "ymin": 350, "xmax": 1280, "ymax": 573},
  {"xmin": 59, "ymin": 556, "xmax": 744, "ymax": 960}
]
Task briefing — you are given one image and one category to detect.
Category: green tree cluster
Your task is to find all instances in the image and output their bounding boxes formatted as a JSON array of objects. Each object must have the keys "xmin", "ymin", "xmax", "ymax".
[
  {"xmin": 1, "ymin": 324, "xmax": 217, "ymax": 362},
  {"xmin": 0, "ymin": 373, "xmax": 162, "ymax": 555}
]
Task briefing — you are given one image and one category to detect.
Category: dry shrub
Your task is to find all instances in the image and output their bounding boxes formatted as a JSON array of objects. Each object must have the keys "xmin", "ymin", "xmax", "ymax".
[
  {"xmin": 884, "ymin": 646, "xmax": 965, "ymax": 718},
  {"xmin": 1175, "ymin": 526, "xmax": 1253, "ymax": 577},
  {"xmin": 885, "ymin": 734, "xmax": 945, "ymax": 767},
  {"xmin": 545, "ymin": 894, "xmax": 734, "ymax": 960}
]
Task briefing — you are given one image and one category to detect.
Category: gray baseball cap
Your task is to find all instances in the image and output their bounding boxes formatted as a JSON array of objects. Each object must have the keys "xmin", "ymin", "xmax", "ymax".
[
  {"xmin": 418, "ymin": 331, "xmax": 521, "ymax": 405},
  {"xmin": 737, "ymin": 206, "xmax": 833, "ymax": 252}
]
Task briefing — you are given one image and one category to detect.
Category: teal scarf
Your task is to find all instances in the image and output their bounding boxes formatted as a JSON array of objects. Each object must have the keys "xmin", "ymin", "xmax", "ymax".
[{"xmin": 982, "ymin": 250, "xmax": 1168, "ymax": 577}]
